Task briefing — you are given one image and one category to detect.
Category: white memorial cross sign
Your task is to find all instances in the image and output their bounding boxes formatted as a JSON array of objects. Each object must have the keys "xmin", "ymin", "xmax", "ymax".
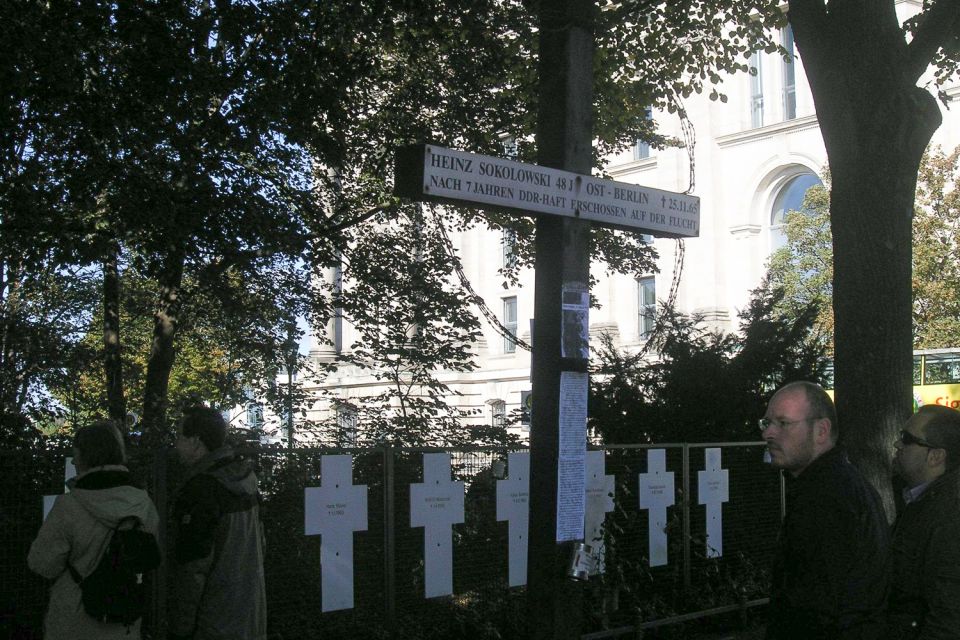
[
  {"xmin": 496, "ymin": 451, "xmax": 530, "ymax": 587},
  {"xmin": 584, "ymin": 450, "xmax": 615, "ymax": 575},
  {"xmin": 304, "ymin": 455, "xmax": 369, "ymax": 612},
  {"xmin": 638, "ymin": 449, "xmax": 675, "ymax": 567},
  {"xmin": 697, "ymin": 448, "xmax": 729, "ymax": 559},
  {"xmin": 410, "ymin": 453, "xmax": 465, "ymax": 598},
  {"xmin": 394, "ymin": 145, "xmax": 700, "ymax": 238},
  {"xmin": 42, "ymin": 457, "xmax": 77, "ymax": 521}
]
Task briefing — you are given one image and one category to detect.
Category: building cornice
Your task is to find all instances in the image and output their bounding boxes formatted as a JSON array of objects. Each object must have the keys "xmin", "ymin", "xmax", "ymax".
[
  {"xmin": 716, "ymin": 115, "xmax": 820, "ymax": 149},
  {"xmin": 729, "ymin": 224, "xmax": 762, "ymax": 238},
  {"xmin": 607, "ymin": 156, "xmax": 657, "ymax": 178}
]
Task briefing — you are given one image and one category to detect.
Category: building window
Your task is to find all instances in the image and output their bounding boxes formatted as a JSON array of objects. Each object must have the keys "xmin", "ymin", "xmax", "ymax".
[
  {"xmin": 246, "ymin": 401, "xmax": 264, "ymax": 431},
  {"xmin": 634, "ymin": 139, "xmax": 651, "ymax": 161},
  {"xmin": 520, "ymin": 390, "xmax": 532, "ymax": 431},
  {"xmin": 781, "ymin": 26, "xmax": 797, "ymax": 121},
  {"xmin": 638, "ymin": 277, "xmax": 656, "ymax": 340},
  {"xmin": 503, "ymin": 296, "xmax": 518, "ymax": 353},
  {"xmin": 750, "ymin": 51, "xmax": 764, "ymax": 128},
  {"xmin": 502, "ymin": 229, "xmax": 517, "ymax": 269},
  {"xmin": 924, "ymin": 352, "xmax": 960, "ymax": 385},
  {"xmin": 770, "ymin": 173, "xmax": 822, "ymax": 251},
  {"xmin": 501, "ymin": 135, "xmax": 518, "ymax": 159},
  {"xmin": 488, "ymin": 399, "xmax": 506, "ymax": 428},
  {"xmin": 634, "ymin": 108, "xmax": 653, "ymax": 160},
  {"xmin": 336, "ymin": 404, "xmax": 357, "ymax": 447},
  {"xmin": 333, "ymin": 263, "xmax": 343, "ymax": 354}
]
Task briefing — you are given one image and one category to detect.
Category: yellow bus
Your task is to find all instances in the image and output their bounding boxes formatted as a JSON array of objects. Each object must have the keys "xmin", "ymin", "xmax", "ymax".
[
  {"xmin": 913, "ymin": 348, "xmax": 960, "ymax": 410},
  {"xmin": 826, "ymin": 348, "xmax": 960, "ymax": 410}
]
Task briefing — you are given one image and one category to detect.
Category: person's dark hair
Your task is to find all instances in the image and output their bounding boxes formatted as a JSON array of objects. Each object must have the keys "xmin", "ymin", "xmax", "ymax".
[
  {"xmin": 917, "ymin": 405, "xmax": 960, "ymax": 471},
  {"xmin": 74, "ymin": 420, "xmax": 126, "ymax": 468},
  {"xmin": 181, "ymin": 406, "xmax": 227, "ymax": 452},
  {"xmin": 781, "ymin": 380, "xmax": 839, "ymax": 443}
]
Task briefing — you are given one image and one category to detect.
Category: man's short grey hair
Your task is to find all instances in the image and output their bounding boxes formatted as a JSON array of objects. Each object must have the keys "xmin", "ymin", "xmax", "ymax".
[{"xmin": 779, "ymin": 381, "xmax": 839, "ymax": 443}]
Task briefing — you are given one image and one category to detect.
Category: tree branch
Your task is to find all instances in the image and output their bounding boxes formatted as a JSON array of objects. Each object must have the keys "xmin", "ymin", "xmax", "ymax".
[
  {"xmin": 905, "ymin": 0, "xmax": 960, "ymax": 84},
  {"xmin": 314, "ymin": 202, "xmax": 398, "ymax": 238}
]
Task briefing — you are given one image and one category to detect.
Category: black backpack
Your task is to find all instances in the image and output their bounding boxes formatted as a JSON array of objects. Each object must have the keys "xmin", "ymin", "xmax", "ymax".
[{"xmin": 69, "ymin": 515, "xmax": 162, "ymax": 626}]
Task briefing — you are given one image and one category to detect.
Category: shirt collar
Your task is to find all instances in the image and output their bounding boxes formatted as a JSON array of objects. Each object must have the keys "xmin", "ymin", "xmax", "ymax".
[{"xmin": 902, "ymin": 480, "xmax": 932, "ymax": 505}]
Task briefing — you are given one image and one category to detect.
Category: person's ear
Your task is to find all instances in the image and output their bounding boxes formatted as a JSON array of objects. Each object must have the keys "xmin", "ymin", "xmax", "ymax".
[
  {"xmin": 928, "ymin": 447, "xmax": 947, "ymax": 468},
  {"xmin": 814, "ymin": 418, "xmax": 831, "ymax": 444}
]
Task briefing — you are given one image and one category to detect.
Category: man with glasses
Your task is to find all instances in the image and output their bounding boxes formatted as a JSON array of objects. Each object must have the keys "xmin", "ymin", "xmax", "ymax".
[
  {"xmin": 762, "ymin": 381, "xmax": 889, "ymax": 639},
  {"xmin": 887, "ymin": 404, "xmax": 960, "ymax": 639}
]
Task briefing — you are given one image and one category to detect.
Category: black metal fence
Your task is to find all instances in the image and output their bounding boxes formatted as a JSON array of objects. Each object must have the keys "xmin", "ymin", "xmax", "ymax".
[{"xmin": 1, "ymin": 442, "xmax": 781, "ymax": 639}]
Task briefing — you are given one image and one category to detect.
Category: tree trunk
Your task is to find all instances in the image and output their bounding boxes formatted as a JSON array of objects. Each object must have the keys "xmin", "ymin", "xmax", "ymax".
[
  {"xmin": 141, "ymin": 245, "xmax": 186, "ymax": 448},
  {"xmin": 103, "ymin": 245, "xmax": 127, "ymax": 429},
  {"xmin": 788, "ymin": 2, "xmax": 944, "ymax": 519}
]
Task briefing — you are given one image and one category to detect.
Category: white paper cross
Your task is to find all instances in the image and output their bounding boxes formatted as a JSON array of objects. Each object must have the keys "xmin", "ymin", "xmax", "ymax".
[
  {"xmin": 42, "ymin": 457, "xmax": 77, "ymax": 521},
  {"xmin": 638, "ymin": 449, "xmax": 675, "ymax": 567},
  {"xmin": 584, "ymin": 450, "xmax": 615, "ymax": 575},
  {"xmin": 496, "ymin": 452, "xmax": 529, "ymax": 587},
  {"xmin": 305, "ymin": 455, "xmax": 369, "ymax": 612},
  {"xmin": 697, "ymin": 448, "xmax": 729, "ymax": 558},
  {"xmin": 410, "ymin": 453, "xmax": 464, "ymax": 598}
]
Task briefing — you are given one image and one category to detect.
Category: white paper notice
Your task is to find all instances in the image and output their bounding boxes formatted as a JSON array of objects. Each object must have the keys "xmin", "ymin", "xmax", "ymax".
[
  {"xmin": 42, "ymin": 457, "xmax": 76, "ymax": 521},
  {"xmin": 697, "ymin": 448, "xmax": 729, "ymax": 559},
  {"xmin": 559, "ymin": 372, "xmax": 588, "ymax": 459},
  {"xmin": 561, "ymin": 287, "xmax": 590, "ymax": 360},
  {"xmin": 496, "ymin": 452, "xmax": 530, "ymax": 587},
  {"xmin": 557, "ymin": 458, "xmax": 586, "ymax": 542},
  {"xmin": 557, "ymin": 371, "xmax": 588, "ymax": 542},
  {"xmin": 638, "ymin": 449, "xmax": 675, "ymax": 567},
  {"xmin": 304, "ymin": 455, "xmax": 369, "ymax": 612}
]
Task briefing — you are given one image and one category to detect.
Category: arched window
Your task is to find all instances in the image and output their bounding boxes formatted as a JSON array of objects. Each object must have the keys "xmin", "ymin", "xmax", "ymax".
[
  {"xmin": 770, "ymin": 173, "xmax": 821, "ymax": 251},
  {"xmin": 336, "ymin": 404, "xmax": 358, "ymax": 447},
  {"xmin": 488, "ymin": 399, "xmax": 506, "ymax": 428}
]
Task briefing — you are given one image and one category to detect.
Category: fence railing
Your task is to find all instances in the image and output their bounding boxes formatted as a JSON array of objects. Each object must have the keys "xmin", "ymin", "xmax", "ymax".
[{"xmin": 1, "ymin": 441, "xmax": 781, "ymax": 639}]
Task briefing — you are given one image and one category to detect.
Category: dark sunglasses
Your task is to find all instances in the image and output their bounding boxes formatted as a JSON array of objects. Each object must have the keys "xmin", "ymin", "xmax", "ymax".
[{"xmin": 899, "ymin": 429, "xmax": 937, "ymax": 448}]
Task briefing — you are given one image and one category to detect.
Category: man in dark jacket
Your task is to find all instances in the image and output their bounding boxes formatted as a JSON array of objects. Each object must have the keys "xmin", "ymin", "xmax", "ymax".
[
  {"xmin": 168, "ymin": 406, "xmax": 267, "ymax": 640},
  {"xmin": 762, "ymin": 381, "xmax": 889, "ymax": 640},
  {"xmin": 887, "ymin": 404, "xmax": 960, "ymax": 639}
]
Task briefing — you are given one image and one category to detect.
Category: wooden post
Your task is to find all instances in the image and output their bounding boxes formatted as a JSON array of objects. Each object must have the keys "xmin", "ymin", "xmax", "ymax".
[{"xmin": 527, "ymin": 1, "xmax": 594, "ymax": 638}]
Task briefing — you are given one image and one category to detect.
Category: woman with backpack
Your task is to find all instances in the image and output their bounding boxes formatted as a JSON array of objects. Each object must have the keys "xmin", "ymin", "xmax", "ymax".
[{"xmin": 28, "ymin": 419, "xmax": 160, "ymax": 639}]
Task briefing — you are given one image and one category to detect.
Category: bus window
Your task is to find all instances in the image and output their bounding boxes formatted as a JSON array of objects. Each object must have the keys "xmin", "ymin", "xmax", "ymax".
[
  {"xmin": 913, "ymin": 355, "xmax": 922, "ymax": 386},
  {"xmin": 923, "ymin": 352, "xmax": 960, "ymax": 385}
]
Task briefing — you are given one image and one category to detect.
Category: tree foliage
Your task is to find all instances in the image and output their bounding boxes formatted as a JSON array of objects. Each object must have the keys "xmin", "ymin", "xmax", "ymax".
[
  {"xmin": 777, "ymin": 0, "xmax": 960, "ymax": 513},
  {"xmin": 589, "ymin": 285, "xmax": 829, "ymax": 444},
  {"xmin": 913, "ymin": 146, "xmax": 960, "ymax": 348},
  {"xmin": 2, "ymin": 0, "xmax": 795, "ymax": 446},
  {"xmin": 767, "ymin": 148, "xmax": 960, "ymax": 351},
  {"xmin": 316, "ymin": 206, "xmax": 512, "ymax": 447}
]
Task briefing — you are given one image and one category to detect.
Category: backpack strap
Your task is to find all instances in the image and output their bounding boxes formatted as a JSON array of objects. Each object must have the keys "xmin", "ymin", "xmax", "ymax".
[{"xmin": 66, "ymin": 515, "xmax": 143, "ymax": 584}]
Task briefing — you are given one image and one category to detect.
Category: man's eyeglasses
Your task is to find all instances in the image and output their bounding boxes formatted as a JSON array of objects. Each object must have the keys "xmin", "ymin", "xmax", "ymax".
[
  {"xmin": 758, "ymin": 416, "xmax": 819, "ymax": 432},
  {"xmin": 899, "ymin": 429, "xmax": 938, "ymax": 448}
]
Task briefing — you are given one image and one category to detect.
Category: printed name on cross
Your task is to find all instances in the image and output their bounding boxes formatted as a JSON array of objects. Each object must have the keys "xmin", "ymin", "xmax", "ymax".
[
  {"xmin": 697, "ymin": 448, "xmax": 729, "ymax": 559},
  {"xmin": 497, "ymin": 452, "xmax": 530, "ymax": 587},
  {"xmin": 638, "ymin": 449, "xmax": 675, "ymax": 568},
  {"xmin": 410, "ymin": 453, "xmax": 465, "ymax": 599},
  {"xmin": 304, "ymin": 455, "xmax": 369, "ymax": 613}
]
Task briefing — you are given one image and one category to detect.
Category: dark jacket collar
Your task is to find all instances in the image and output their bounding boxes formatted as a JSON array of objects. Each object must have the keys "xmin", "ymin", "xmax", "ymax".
[
  {"xmin": 181, "ymin": 445, "xmax": 257, "ymax": 496},
  {"xmin": 912, "ymin": 467, "xmax": 960, "ymax": 504},
  {"xmin": 790, "ymin": 445, "xmax": 847, "ymax": 486},
  {"xmin": 73, "ymin": 466, "xmax": 139, "ymax": 490}
]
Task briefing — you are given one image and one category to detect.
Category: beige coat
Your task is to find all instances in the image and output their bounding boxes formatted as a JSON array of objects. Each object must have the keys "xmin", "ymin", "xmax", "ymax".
[{"xmin": 27, "ymin": 465, "xmax": 160, "ymax": 640}]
